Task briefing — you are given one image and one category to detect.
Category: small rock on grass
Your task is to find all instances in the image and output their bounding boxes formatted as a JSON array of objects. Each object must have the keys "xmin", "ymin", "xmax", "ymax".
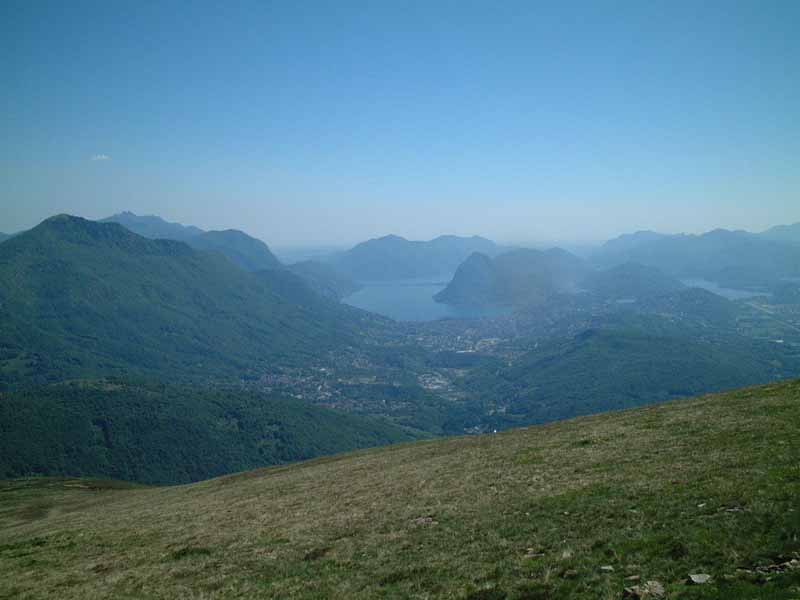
[
  {"xmin": 623, "ymin": 580, "xmax": 665, "ymax": 598},
  {"xmin": 687, "ymin": 573, "xmax": 712, "ymax": 584},
  {"xmin": 562, "ymin": 569, "xmax": 578, "ymax": 579},
  {"xmin": 524, "ymin": 547, "xmax": 544, "ymax": 559}
]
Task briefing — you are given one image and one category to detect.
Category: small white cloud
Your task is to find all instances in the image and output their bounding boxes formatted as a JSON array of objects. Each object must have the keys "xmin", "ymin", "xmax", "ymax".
[{"xmin": 90, "ymin": 154, "xmax": 111, "ymax": 161}]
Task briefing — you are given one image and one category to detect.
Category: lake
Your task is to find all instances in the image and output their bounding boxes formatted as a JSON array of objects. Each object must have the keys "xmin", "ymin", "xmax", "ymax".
[
  {"xmin": 343, "ymin": 278, "xmax": 510, "ymax": 322},
  {"xmin": 345, "ymin": 276, "xmax": 773, "ymax": 321}
]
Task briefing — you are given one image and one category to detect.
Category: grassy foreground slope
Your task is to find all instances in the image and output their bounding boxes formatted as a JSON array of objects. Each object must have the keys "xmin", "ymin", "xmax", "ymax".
[{"xmin": 2, "ymin": 382, "xmax": 799, "ymax": 599}]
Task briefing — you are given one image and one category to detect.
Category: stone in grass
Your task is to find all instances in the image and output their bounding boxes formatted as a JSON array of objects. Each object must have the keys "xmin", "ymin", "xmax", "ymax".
[
  {"xmin": 687, "ymin": 573, "xmax": 712, "ymax": 584},
  {"xmin": 623, "ymin": 580, "xmax": 665, "ymax": 598},
  {"xmin": 524, "ymin": 547, "xmax": 545, "ymax": 559},
  {"xmin": 600, "ymin": 565, "xmax": 615, "ymax": 572},
  {"xmin": 562, "ymin": 569, "xmax": 578, "ymax": 579}
]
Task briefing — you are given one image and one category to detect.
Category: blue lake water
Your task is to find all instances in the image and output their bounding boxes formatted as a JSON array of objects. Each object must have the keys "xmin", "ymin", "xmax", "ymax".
[
  {"xmin": 343, "ymin": 276, "xmax": 776, "ymax": 320},
  {"xmin": 343, "ymin": 278, "xmax": 510, "ymax": 322}
]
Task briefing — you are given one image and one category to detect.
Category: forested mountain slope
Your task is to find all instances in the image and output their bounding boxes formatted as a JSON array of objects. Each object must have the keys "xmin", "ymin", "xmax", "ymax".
[{"xmin": 0, "ymin": 215, "xmax": 365, "ymax": 387}]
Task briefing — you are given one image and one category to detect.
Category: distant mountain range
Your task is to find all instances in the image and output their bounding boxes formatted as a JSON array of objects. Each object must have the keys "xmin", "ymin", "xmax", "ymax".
[
  {"xmin": 596, "ymin": 230, "xmax": 670, "ymax": 255},
  {"xmin": 332, "ymin": 234, "xmax": 506, "ymax": 281},
  {"xmin": 103, "ymin": 211, "xmax": 281, "ymax": 271},
  {"xmin": 101, "ymin": 211, "xmax": 203, "ymax": 240},
  {"xmin": 0, "ymin": 215, "xmax": 368, "ymax": 388},
  {"xmin": 0, "ymin": 232, "xmax": 10, "ymax": 244},
  {"xmin": 434, "ymin": 249, "xmax": 684, "ymax": 307},
  {"xmin": 760, "ymin": 222, "xmax": 800, "ymax": 245},
  {"xmin": 9, "ymin": 216, "xmax": 800, "ymax": 294},
  {"xmin": 593, "ymin": 228, "xmax": 800, "ymax": 288},
  {"xmin": 103, "ymin": 212, "xmax": 362, "ymax": 299}
]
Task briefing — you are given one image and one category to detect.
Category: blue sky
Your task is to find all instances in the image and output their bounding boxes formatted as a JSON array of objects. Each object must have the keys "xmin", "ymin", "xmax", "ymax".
[{"xmin": 2, "ymin": 1, "xmax": 798, "ymax": 245}]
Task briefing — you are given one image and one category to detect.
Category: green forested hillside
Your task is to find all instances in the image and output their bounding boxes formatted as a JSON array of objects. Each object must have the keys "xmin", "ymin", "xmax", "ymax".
[
  {"xmin": 0, "ymin": 215, "xmax": 362, "ymax": 388},
  {"xmin": 465, "ymin": 325, "xmax": 800, "ymax": 428},
  {"xmin": 2, "ymin": 381, "xmax": 798, "ymax": 599},
  {"xmin": 0, "ymin": 380, "xmax": 417, "ymax": 485}
]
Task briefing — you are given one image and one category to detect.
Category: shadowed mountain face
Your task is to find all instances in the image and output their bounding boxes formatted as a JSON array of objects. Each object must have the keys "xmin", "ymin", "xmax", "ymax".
[
  {"xmin": 593, "ymin": 228, "xmax": 800, "ymax": 288},
  {"xmin": 333, "ymin": 234, "xmax": 504, "ymax": 281},
  {"xmin": 433, "ymin": 252, "xmax": 498, "ymax": 306},
  {"xmin": 0, "ymin": 215, "xmax": 364, "ymax": 388},
  {"xmin": 0, "ymin": 233, "xmax": 10, "ymax": 244},
  {"xmin": 103, "ymin": 212, "xmax": 281, "ymax": 271},
  {"xmin": 435, "ymin": 247, "xmax": 588, "ymax": 306}
]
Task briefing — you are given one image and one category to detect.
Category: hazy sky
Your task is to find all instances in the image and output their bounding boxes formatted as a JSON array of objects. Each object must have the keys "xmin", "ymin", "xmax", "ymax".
[{"xmin": 2, "ymin": 1, "xmax": 798, "ymax": 246}]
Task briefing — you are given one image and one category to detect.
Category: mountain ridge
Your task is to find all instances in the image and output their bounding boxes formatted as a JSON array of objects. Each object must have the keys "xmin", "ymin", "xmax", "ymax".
[
  {"xmin": 0, "ymin": 215, "xmax": 363, "ymax": 388},
  {"xmin": 333, "ymin": 233, "xmax": 505, "ymax": 281},
  {"xmin": 593, "ymin": 228, "xmax": 800, "ymax": 288},
  {"xmin": 102, "ymin": 211, "xmax": 204, "ymax": 241},
  {"xmin": 760, "ymin": 222, "xmax": 800, "ymax": 245},
  {"xmin": 103, "ymin": 211, "xmax": 282, "ymax": 271}
]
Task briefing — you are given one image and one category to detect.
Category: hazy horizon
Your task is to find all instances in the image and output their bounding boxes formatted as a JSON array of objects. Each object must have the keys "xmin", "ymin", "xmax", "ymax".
[
  {"xmin": 3, "ymin": 1, "xmax": 799, "ymax": 245},
  {"xmin": 2, "ymin": 208, "xmax": 800, "ymax": 251}
]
